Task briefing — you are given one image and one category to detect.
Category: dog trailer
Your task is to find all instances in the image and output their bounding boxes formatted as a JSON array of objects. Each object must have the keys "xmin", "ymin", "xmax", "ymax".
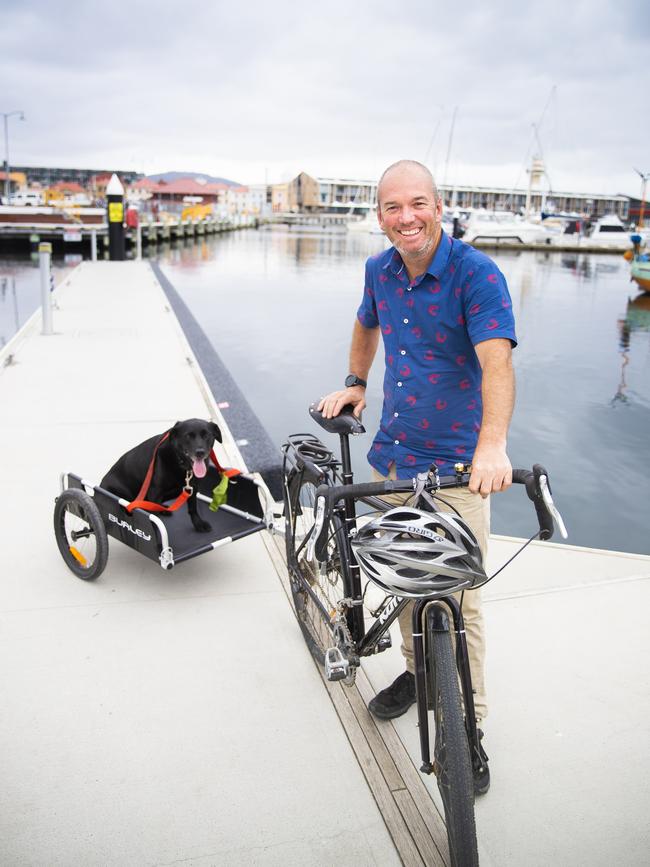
[{"xmin": 54, "ymin": 465, "xmax": 272, "ymax": 580}]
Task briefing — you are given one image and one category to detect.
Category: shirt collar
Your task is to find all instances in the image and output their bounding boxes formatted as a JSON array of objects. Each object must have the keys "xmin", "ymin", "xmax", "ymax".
[{"xmin": 384, "ymin": 230, "xmax": 453, "ymax": 281}]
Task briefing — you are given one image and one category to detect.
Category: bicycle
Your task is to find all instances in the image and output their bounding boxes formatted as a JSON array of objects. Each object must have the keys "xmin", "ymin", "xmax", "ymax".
[{"xmin": 282, "ymin": 403, "xmax": 567, "ymax": 867}]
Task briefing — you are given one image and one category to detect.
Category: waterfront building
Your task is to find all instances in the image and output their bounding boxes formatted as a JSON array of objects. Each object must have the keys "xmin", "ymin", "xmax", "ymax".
[
  {"xmin": 0, "ymin": 170, "xmax": 27, "ymax": 197},
  {"xmin": 271, "ymin": 182, "xmax": 289, "ymax": 212},
  {"xmin": 9, "ymin": 165, "xmax": 141, "ymax": 189},
  {"xmin": 317, "ymin": 176, "xmax": 378, "ymax": 213},
  {"xmin": 130, "ymin": 176, "xmax": 229, "ymax": 215},
  {"xmin": 46, "ymin": 181, "xmax": 92, "ymax": 206},
  {"xmin": 270, "ymin": 173, "xmax": 320, "ymax": 213},
  {"xmin": 224, "ymin": 183, "xmax": 269, "ymax": 218},
  {"xmin": 274, "ymin": 171, "xmax": 627, "ymax": 220},
  {"xmin": 439, "ymin": 183, "xmax": 629, "ymax": 220}
]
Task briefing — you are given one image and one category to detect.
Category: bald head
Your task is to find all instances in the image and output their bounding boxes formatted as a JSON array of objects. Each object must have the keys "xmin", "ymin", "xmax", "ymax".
[{"xmin": 378, "ymin": 160, "xmax": 439, "ymax": 206}]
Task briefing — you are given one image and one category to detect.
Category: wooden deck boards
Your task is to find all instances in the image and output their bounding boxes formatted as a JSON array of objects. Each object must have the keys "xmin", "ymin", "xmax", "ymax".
[{"xmin": 263, "ymin": 529, "xmax": 450, "ymax": 866}]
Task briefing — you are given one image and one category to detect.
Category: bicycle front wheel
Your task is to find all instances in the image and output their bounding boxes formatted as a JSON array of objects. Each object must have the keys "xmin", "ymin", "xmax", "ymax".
[
  {"xmin": 427, "ymin": 612, "xmax": 478, "ymax": 867},
  {"xmin": 284, "ymin": 474, "xmax": 353, "ymax": 666}
]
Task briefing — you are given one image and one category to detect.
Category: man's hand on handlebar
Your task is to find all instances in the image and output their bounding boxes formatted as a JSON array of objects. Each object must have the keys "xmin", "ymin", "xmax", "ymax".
[
  {"xmin": 318, "ymin": 387, "xmax": 366, "ymax": 419},
  {"xmin": 468, "ymin": 442, "xmax": 513, "ymax": 498}
]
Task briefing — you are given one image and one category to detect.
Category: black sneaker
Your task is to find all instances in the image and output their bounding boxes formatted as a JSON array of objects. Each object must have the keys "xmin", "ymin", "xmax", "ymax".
[
  {"xmin": 473, "ymin": 729, "xmax": 490, "ymax": 795},
  {"xmin": 368, "ymin": 671, "xmax": 416, "ymax": 720}
]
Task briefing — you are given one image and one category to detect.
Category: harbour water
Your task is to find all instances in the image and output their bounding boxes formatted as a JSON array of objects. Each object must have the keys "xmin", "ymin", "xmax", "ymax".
[
  {"xmin": 1, "ymin": 256, "xmax": 77, "ymax": 348},
  {"xmin": 2, "ymin": 230, "xmax": 648, "ymax": 554}
]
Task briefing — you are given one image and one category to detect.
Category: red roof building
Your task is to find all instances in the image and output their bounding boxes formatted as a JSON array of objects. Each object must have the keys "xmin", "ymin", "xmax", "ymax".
[{"xmin": 131, "ymin": 177, "xmax": 229, "ymax": 203}]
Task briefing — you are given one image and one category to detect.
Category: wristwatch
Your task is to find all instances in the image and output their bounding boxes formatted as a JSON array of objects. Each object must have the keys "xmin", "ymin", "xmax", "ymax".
[{"xmin": 345, "ymin": 374, "xmax": 367, "ymax": 389}]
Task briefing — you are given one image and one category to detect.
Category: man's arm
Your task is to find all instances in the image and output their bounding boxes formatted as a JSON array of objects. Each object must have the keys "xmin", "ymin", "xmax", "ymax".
[
  {"xmin": 318, "ymin": 320, "xmax": 380, "ymax": 418},
  {"xmin": 469, "ymin": 338, "xmax": 515, "ymax": 498}
]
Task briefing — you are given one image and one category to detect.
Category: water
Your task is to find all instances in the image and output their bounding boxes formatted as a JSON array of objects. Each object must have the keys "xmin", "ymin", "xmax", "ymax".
[
  {"xmin": 2, "ymin": 232, "xmax": 648, "ymax": 554},
  {"xmin": 0, "ymin": 255, "xmax": 78, "ymax": 347},
  {"xmin": 156, "ymin": 229, "xmax": 650, "ymax": 556}
]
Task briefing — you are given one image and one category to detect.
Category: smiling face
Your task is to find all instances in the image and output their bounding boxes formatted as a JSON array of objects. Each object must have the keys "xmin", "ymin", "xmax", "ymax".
[{"xmin": 377, "ymin": 163, "xmax": 443, "ymax": 275}]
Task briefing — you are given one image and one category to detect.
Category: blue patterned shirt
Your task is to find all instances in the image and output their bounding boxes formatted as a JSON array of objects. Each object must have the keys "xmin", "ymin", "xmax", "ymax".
[{"xmin": 357, "ymin": 232, "xmax": 517, "ymax": 476}]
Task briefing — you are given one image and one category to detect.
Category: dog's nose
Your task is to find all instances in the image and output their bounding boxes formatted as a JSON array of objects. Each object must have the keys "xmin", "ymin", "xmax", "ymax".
[{"xmin": 195, "ymin": 449, "xmax": 206, "ymax": 459}]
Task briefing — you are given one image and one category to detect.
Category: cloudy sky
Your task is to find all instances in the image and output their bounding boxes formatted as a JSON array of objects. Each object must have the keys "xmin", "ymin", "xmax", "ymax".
[{"xmin": 2, "ymin": 0, "xmax": 649, "ymax": 196}]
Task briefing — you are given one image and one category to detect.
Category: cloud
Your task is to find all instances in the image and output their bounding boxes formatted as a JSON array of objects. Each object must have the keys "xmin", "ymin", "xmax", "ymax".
[{"xmin": 1, "ymin": 0, "xmax": 648, "ymax": 194}]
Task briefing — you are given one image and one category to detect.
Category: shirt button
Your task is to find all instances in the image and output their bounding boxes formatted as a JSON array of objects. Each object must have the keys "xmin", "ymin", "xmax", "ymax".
[
  {"xmin": 394, "ymin": 440, "xmax": 399, "ymax": 445},
  {"xmin": 407, "ymin": 287, "xmax": 412, "ymax": 291},
  {"xmin": 403, "ymin": 318, "xmax": 409, "ymax": 324},
  {"xmin": 397, "ymin": 381, "xmax": 403, "ymax": 387},
  {"xmin": 400, "ymin": 350, "xmax": 406, "ymax": 355},
  {"xmin": 394, "ymin": 412, "xmax": 399, "ymax": 417}
]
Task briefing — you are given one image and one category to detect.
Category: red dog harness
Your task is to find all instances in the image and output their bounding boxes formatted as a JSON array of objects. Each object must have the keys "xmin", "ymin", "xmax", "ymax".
[{"xmin": 126, "ymin": 430, "xmax": 240, "ymax": 514}]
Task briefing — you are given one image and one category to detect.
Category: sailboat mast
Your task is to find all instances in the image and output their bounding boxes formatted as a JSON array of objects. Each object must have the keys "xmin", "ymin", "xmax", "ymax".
[{"xmin": 443, "ymin": 105, "xmax": 458, "ymax": 206}]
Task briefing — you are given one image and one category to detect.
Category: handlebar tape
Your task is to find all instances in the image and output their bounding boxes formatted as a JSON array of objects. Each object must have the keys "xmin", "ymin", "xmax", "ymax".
[
  {"xmin": 511, "ymin": 465, "xmax": 554, "ymax": 540},
  {"xmin": 314, "ymin": 479, "xmax": 416, "ymax": 506}
]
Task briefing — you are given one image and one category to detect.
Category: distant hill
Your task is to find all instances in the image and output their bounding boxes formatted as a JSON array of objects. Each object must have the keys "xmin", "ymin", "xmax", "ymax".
[{"xmin": 146, "ymin": 171, "xmax": 240, "ymax": 187}]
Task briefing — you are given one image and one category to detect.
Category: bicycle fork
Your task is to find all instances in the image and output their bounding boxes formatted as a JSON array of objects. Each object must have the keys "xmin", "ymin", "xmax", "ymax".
[{"xmin": 412, "ymin": 598, "xmax": 487, "ymax": 778}]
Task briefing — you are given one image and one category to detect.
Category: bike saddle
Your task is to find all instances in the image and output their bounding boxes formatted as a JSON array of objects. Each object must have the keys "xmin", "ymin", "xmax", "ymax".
[{"xmin": 309, "ymin": 402, "xmax": 366, "ymax": 436}]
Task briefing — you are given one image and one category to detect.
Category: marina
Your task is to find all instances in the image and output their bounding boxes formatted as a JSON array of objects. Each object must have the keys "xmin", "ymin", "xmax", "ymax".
[
  {"xmin": 3, "ymin": 227, "xmax": 649, "ymax": 556},
  {"xmin": 3, "ymin": 3, "xmax": 649, "ymax": 862},
  {"xmin": 0, "ymin": 257, "xmax": 648, "ymax": 865},
  {"xmin": 0, "ymin": 205, "xmax": 253, "ymax": 251}
]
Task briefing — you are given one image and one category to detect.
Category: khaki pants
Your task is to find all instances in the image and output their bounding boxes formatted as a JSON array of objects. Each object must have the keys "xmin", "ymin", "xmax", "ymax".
[{"xmin": 371, "ymin": 467, "xmax": 490, "ymax": 722}]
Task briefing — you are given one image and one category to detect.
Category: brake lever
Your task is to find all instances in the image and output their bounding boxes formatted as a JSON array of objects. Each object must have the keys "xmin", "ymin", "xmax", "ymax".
[{"xmin": 539, "ymin": 475, "xmax": 568, "ymax": 539}]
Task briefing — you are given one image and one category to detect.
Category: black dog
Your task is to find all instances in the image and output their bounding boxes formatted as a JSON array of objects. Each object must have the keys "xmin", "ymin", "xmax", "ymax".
[{"xmin": 100, "ymin": 419, "xmax": 222, "ymax": 532}]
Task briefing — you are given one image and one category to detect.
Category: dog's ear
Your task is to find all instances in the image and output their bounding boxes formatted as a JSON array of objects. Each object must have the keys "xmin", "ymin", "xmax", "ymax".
[
  {"xmin": 169, "ymin": 421, "xmax": 182, "ymax": 442},
  {"xmin": 209, "ymin": 421, "xmax": 222, "ymax": 443}
]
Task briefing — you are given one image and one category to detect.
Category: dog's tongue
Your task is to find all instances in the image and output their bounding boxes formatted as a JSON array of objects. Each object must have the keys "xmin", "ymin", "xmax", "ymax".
[{"xmin": 193, "ymin": 459, "xmax": 207, "ymax": 478}]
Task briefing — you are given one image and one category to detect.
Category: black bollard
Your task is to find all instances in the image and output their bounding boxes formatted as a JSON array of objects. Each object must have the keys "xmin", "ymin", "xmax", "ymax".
[{"xmin": 106, "ymin": 173, "xmax": 125, "ymax": 261}]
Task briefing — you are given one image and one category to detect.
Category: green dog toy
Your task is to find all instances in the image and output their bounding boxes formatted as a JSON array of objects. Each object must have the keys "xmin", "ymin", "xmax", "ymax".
[{"xmin": 208, "ymin": 474, "xmax": 229, "ymax": 511}]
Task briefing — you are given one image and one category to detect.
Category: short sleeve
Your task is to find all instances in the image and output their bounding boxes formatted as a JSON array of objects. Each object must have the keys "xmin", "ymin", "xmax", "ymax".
[
  {"xmin": 356, "ymin": 258, "xmax": 379, "ymax": 329},
  {"xmin": 463, "ymin": 261, "xmax": 517, "ymax": 348}
]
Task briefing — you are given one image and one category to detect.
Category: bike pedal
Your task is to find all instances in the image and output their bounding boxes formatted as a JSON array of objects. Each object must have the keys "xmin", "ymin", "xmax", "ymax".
[{"xmin": 324, "ymin": 646, "xmax": 350, "ymax": 681}]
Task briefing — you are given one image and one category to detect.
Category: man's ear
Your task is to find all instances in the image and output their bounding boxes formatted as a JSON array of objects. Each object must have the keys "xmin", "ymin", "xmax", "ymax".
[{"xmin": 209, "ymin": 421, "xmax": 222, "ymax": 443}]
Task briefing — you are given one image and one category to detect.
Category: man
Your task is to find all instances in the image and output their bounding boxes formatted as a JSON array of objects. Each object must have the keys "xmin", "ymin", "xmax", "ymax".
[{"xmin": 318, "ymin": 159, "xmax": 516, "ymax": 795}]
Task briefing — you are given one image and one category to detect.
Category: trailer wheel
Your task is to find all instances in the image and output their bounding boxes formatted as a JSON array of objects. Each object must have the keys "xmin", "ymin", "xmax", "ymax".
[{"xmin": 54, "ymin": 489, "xmax": 109, "ymax": 580}]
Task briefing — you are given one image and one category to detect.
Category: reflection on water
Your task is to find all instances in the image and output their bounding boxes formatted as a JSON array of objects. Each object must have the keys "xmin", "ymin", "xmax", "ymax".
[{"xmin": 612, "ymin": 294, "xmax": 650, "ymax": 406}]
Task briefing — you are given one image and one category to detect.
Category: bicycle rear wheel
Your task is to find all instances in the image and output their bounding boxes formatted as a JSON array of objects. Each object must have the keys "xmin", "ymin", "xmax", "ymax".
[
  {"xmin": 427, "ymin": 611, "xmax": 478, "ymax": 867},
  {"xmin": 284, "ymin": 473, "xmax": 352, "ymax": 666}
]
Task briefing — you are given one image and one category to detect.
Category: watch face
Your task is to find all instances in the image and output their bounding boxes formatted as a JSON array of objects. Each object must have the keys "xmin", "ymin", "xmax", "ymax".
[{"xmin": 345, "ymin": 374, "xmax": 366, "ymax": 388}]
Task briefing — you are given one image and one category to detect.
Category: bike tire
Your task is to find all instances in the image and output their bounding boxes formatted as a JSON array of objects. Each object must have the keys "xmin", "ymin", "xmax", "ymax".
[
  {"xmin": 54, "ymin": 489, "xmax": 109, "ymax": 580},
  {"xmin": 284, "ymin": 473, "xmax": 353, "ymax": 667},
  {"xmin": 427, "ymin": 615, "xmax": 479, "ymax": 867}
]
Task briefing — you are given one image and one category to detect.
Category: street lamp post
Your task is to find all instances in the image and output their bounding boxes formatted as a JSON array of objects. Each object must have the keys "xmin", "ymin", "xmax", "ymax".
[{"xmin": 2, "ymin": 110, "xmax": 25, "ymax": 203}]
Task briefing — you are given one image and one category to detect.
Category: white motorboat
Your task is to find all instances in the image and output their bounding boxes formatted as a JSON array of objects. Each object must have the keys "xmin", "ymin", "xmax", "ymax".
[
  {"xmin": 585, "ymin": 214, "xmax": 635, "ymax": 250},
  {"xmin": 462, "ymin": 210, "xmax": 550, "ymax": 246}
]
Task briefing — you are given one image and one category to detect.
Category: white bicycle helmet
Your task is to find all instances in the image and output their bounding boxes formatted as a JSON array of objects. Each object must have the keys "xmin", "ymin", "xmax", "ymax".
[{"xmin": 351, "ymin": 506, "xmax": 486, "ymax": 598}]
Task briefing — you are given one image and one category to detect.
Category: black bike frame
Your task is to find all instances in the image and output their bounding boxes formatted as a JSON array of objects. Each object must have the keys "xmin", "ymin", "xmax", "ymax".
[{"xmin": 329, "ymin": 429, "xmax": 483, "ymax": 777}]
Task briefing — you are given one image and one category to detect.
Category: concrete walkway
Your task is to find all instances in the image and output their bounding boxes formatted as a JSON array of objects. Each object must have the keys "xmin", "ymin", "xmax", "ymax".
[
  {"xmin": 362, "ymin": 537, "xmax": 650, "ymax": 866},
  {"xmin": 0, "ymin": 261, "xmax": 400, "ymax": 866}
]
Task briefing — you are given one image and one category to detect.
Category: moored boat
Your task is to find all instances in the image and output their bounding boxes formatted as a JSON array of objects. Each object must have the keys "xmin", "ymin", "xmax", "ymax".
[{"xmin": 628, "ymin": 233, "xmax": 650, "ymax": 292}]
